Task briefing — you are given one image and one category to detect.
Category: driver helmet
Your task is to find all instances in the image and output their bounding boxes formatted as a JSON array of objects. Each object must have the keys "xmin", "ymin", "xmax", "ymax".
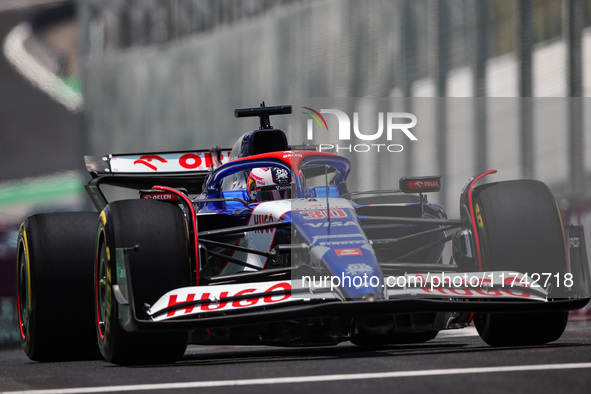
[{"xmin": 247, "ymin": 167, "xmax": 292, "ymax": 201}]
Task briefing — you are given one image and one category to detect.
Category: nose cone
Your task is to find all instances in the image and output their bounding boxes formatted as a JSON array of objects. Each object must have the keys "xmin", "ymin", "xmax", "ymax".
[{"xmin": 291, "ymin": 199, "xmax": 385, "ymax": 300}]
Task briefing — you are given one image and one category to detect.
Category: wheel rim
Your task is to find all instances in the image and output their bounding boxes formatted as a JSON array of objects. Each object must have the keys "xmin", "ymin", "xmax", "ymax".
[{"xmin": 96, "ymin": 236, "xmax": 108, "ymax": 339}]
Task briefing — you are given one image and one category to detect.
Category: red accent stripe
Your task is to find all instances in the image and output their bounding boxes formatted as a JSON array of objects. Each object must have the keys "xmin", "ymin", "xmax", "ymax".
[
  {"xmin": 16, "ymin": 248, "xmax": 25, "ymax": 340},
  {"xmin": 94, "ymin": 231, "xmax": 105, "ymax": 339},
  {"xmin": 468, "ymin": 170, "xmax": 497, "ymax": 271},
  {"xmin": 153, "ymin": 186, "xmax": 200, "ymax": 285},
  {"xmin": 17, "ymin": 295, "xmax": 25, "ymax": 339},
  {"xmin": 95, "ymin": 264, "xmax": 104, "ymax": 339}
]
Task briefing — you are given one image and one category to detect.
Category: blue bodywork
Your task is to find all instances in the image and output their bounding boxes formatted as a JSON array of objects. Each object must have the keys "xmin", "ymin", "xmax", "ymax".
[{"xmin": 193, "ymin": 149, "xmax": 446, "ymax": 300}]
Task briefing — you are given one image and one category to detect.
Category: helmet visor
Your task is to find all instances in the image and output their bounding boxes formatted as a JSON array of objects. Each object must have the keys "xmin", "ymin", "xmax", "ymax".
[{"xmin": 257, "ymin": 185, "xmax": 292, "ymax": 201}]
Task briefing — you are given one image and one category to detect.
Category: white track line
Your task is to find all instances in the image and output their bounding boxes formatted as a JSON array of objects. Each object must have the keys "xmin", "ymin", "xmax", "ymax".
[{"xmin": 3, "ymin": 362, "xmax": 591, "ymax": 394}]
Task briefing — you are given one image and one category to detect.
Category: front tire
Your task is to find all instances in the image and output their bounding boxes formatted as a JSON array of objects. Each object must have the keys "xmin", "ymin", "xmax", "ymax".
[
  {"xmin": 471, "ymin": 180, "xmax": 568, "ymax": 346},
  {"xmin": 95, "ymin": 199, "xmax": 190, "ymax": 364}
]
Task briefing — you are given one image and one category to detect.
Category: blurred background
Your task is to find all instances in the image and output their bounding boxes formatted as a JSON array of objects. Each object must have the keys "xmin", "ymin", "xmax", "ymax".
[{"xmin": 1, "ymin": 0, "xmax": 590, "ymax": 344}]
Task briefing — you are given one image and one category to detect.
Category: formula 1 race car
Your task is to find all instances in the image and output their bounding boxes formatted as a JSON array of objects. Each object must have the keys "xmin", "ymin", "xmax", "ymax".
[{"xmin": 17, "ymin": 104, "xmax": 591, "ymax": 364}]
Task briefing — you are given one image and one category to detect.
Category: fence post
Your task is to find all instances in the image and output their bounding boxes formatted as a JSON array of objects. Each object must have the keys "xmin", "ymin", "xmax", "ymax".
[
  {"xmin": 516, "ymin": 0, "xmax": 534, "ymax": 179},
  {"xmin": 472, "ymin": 0, "xmax": 489, "ymax": 174},
  {"xmin": 429, "ymin": 0, "xmax": 449, "ymax": 207},
  {"xmin": 564, "ymin": 0, "xmax": 585, "ymax": 201}
]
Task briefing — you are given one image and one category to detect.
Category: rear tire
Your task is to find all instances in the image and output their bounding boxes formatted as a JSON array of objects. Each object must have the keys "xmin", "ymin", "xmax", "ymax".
[
  {"xmin": 17, "ymin": 212, "xmax": 100, "ymax": 361},
  {"xmin": 95, "ymin": 199, "xmax": 190, "ymax": 364},
  {"xmin": 471, "ymin": 180, "xmax": 568, "ymax": 346}
]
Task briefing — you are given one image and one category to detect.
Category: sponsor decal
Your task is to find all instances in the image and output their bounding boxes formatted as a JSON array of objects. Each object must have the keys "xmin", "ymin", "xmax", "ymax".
[
  {"xmin": 151, "ymin": 281, "xmax": 294, "ymax": 320},
  {"xmin": 140, "ymin": 192, "xmax": 179, "ymax": 202},
  {"xmin": 272, "ymin": 167, "xmax": 291, "ymax": 184},
  {"xmin": 283, "ymin": 152, "xmax": 303, "ymax": 158},
  {"xmin": 335, "ymin": 248, "xmax": 363, "ymax": 257},
  {"xmin": 300, "ymin": 209, "xmax": 348, "ymax": 220},
  {"xmin": 109, "ymin": 150, "xmax": 231, "ymax": 173},
  {"xmin": 382, "ymin": 272, "xmax": 549, "ymax": 299},
  {"xmin": 312, "ymin": 234, "xmax": 365, "ymax": 241},
  {"xmin": 399, "ymin": 176, "xmax": 441, "ymax": 193},
  {"xmin": 318, "ymin": 240, "xmax": 366, "ymax": 246},
  {"xmin": 345, "ymin": 263, "xmax": 374, "ymax": 275},
  {"xmin": 304, "ymin": 220, "xmax": 358, "ymax": 228},
  {"xmin": 407, "ymin": 180, "xmax": 439, "ymax": 189},
  {"xmin": 253, "ymin": 213, "xmax": 274, "ymax": 233},
  {"xmin": 292, "ymin": 198, "xmax": 354, "ymax": 211},
  {"xmin": 419, "ymin": 286, "xmax": 530, "ymax": 298},
  {"xmin": 133, "ymin": 154, "xmax": 168, "ymax": 171}
]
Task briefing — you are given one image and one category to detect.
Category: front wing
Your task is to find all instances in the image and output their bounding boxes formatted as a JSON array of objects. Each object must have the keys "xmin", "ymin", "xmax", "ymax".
[{"xmin": 113, "ymin": 245, "xmax": 590, "ymax": 333}]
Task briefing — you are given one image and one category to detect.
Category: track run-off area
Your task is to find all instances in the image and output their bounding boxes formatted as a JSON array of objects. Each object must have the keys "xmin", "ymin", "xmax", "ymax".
[{"xmin": 2, "ymin": 324, "xmax": 591, "ymax": 394}]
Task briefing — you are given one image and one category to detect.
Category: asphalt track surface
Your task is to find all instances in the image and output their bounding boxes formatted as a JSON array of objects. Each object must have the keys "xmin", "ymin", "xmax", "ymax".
[{"xmin": 0, "ymin": 323, "xmax": 590, "ymax": 393}]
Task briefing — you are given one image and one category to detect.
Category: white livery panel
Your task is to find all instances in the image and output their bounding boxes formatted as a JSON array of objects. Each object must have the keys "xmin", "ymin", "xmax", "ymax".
[
  {"xmin": 107, "ymin": 150, "xmax": 232, "ymax": 173},
  {"xmin": 148, "ymin": 271, "xmax": 550, "ymax": 322}
]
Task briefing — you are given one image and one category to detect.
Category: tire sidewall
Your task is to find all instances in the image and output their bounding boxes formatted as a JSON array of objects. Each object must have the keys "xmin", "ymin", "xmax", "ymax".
[
  {"xmin": 472, "ymin": 180, "xmax": 569, "ymax": 346},
  {"xmin": 17, "ymin": 220, "xmax": 37, "ymax": 357},
  {"xmin": 95, "ymin": 211, "xmax": 122, "ymax": 362},
  {"xmin": 17, "ymin": 213, "xmax": 100, "ymax": 361},
  {"xmin": 94, "ymin": 200, "xmax": 190, "ymax": 364}
]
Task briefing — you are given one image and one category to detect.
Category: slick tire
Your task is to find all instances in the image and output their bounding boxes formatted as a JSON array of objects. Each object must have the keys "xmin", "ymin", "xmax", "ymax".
[
  {"xmin": 17, "ymin": 212, "xmax": 101, "ymax": 361},
  {"xmin": 95, "ymin": 199, "xmax": 190, "ymax": 365},
  {"xmin": 471, "ymin": 180, "xmax": 568, "ymax": 346}
]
